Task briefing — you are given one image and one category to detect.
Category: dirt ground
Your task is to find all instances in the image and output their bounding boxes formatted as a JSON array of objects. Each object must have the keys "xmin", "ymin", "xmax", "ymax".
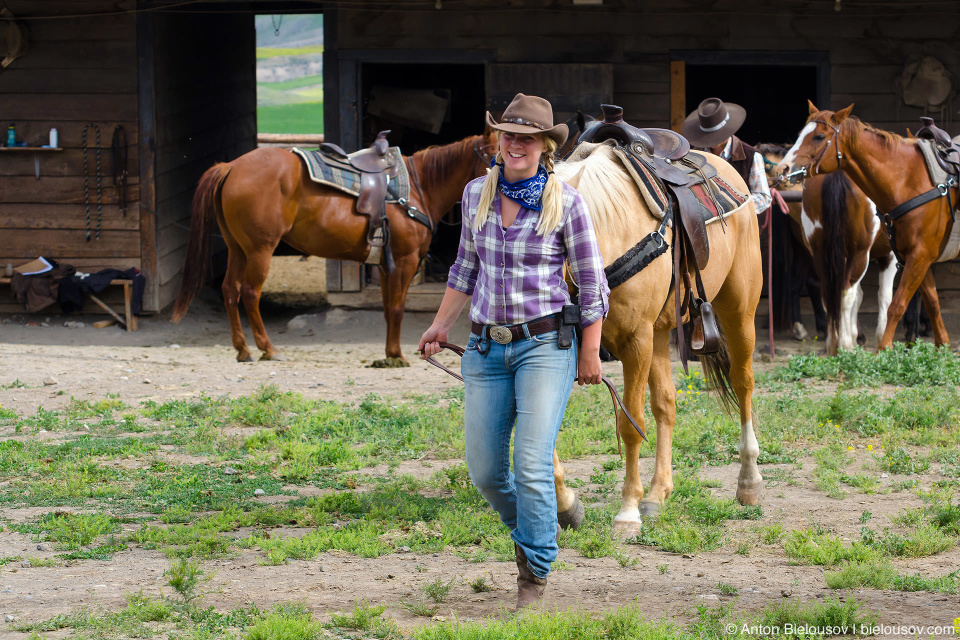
[{"xmin": 0, "ymin": 257, "xmax": 958, "ymax": 637}]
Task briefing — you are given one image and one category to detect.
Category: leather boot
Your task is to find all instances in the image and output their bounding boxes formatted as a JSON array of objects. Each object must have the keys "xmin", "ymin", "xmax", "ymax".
[{"xmin": 514, "ymin": 543, "xmax": 547, "ymax": 610}]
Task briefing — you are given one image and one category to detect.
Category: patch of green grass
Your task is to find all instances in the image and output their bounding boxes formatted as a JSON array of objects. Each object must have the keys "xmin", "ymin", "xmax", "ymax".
[
  {"xmin": 258, "ymin": 102, "xmax": 324, "ymax": 135},
  {"xmin": 757, "ymin": 595, "xmax": 878, "ymax": 635},
  {"xmin": 825, "ymin": 558, "xmax": 958, "ymax": 593},
  {"xmin": 860, "ymin": 523, "xmax": 955, "ymax": 557},
  {"xmin": 878, "ymin": 446, "xmax": 930, "ymax": 474},
  {"xmin": 256, "ymin": 45, "xmax": 324, "ymax": 59},
  {"xmin": 770, "ymin": 342, "xmax": 960, "ymax": 386},
  {"xmin": 328, "ymin": 600, "xmax": 401, "ymax": 639},
  {"xmin": 758, "ymin": 522, "xmax": 784, "ymax": 544},
  {"xmin": 25, "ymin": 511, "xmax": 119, "ymax": 550},
  {"xmin": 784, "ymin": 527, "xmax": 881, "ymax": 566},
  {"xmin": 468, "ymin": 576, "xmax": 491, "ymax": 593},
  {"xmin": 246, "ymin": 602, "xmax": 322, "ymax": 640}
]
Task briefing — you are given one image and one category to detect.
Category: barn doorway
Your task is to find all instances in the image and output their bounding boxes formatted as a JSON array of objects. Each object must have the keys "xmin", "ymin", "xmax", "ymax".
[
  {"xmin": 360, "ymin": 62, "xmax": 486, "ymax": 286},
  {"xmin": 684, "ymin": 63, "xmax": 818, "ymax": 146}
]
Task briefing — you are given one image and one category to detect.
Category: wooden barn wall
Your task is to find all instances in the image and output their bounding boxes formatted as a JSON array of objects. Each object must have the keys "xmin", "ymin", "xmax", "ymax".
[
  {"xmin": 151, "ymin": 13, "xmax": 257, "ymax": 312},
  {"xmin": 0, "ymin": 2, "xmax": 140, "ymax": 282},
  {"xmin": 333, "ymin": 2, "xmax": 960, "ymax": 137}
]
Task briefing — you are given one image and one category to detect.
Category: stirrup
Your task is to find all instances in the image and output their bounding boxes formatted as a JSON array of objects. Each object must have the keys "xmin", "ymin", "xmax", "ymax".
[{"xmin": 690, "ymin": 300, "xmax": 720, "ymax": 355}]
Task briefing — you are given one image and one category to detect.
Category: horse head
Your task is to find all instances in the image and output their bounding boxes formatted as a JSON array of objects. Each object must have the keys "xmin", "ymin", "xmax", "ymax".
[{"xmin": 775, "ymin": 101, "xmax": 854, "ymax": 179}]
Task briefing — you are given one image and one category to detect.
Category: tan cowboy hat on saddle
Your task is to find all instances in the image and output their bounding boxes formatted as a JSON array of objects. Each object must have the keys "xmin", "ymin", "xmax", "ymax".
[
  {"xmin": 682, "ymin": 98, "xmax": 747, "ymax": 148},
  {"xmin": 486, "ymin": 93, "xmax": 568, "ymax": 147}
]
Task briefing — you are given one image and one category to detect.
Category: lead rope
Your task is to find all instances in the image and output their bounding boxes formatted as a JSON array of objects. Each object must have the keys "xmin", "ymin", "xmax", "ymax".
[
  {"xmin": 422, "ymin": 342, "xmax": 647, "ymax": 451},
  {"xmin": 82, "ymin": 123, "xmax": 103, "ymax": 241}
]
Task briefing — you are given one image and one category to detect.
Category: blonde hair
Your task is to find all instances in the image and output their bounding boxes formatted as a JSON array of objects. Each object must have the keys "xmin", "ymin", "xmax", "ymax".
[{"xmin": 473, "ymin": 133, "xmax": 564, "ymax": 235}]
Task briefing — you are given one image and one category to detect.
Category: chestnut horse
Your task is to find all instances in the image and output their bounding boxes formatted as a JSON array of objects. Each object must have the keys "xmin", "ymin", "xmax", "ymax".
[
  {"xmin": 776, "ymin": 102, "xmax": 958, "ymax": 351},
  {"xmin": 551, "ymin": 143, "xmax": 763, "ymax": 534},
  {"xmin": 172, "ymin": 133, "xmax": 496, "ymax": 366}
]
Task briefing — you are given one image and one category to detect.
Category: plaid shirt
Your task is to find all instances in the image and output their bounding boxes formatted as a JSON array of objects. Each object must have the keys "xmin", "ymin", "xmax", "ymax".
[{"xmin": 447, "ymin": 177, "xmax": 609, "ymax": 328}]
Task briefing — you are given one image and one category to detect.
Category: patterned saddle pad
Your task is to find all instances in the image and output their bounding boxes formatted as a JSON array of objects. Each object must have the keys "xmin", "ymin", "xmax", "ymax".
[
  {"xmin": 569, "ymin": 140, "xmax": 750, "ymax": 225},
  {"xmin": 916, "ymin": 139, "xmax": 960, "ymax": 262},
  {"xmin": 290, "ymin": 146, "xmax": 411, "ymax": 204}
]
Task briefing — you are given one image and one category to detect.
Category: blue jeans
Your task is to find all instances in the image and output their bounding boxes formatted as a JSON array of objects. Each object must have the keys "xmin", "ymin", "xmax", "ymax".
[{"xmin": 462, "ymin": 327, "xmax": 577, "ymax": 579}]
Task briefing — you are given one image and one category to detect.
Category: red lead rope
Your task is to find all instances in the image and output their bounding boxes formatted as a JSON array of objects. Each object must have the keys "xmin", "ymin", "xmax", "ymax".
[{"xmin": 422, "ymin": 342, "xmax": 648, "ymax": 453}]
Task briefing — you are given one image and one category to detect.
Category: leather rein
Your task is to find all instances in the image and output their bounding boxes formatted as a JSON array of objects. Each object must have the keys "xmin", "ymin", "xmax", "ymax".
[{"xmin": 422, "ymin": 342, "xmax": 648, "ymax": 451}]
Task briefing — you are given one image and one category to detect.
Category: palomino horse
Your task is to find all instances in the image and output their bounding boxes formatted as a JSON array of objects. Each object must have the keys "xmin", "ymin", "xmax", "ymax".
[
  {"xmin": 776, "ymin": 102, "xmax": 957, "ymax": 351},
  {"xmin": 172, "ymin": 132, "xmax": 497, "ymax": 366},
  {"xmin": 551, "ymin": 144, "xmax": 763, "ymax": 534}
]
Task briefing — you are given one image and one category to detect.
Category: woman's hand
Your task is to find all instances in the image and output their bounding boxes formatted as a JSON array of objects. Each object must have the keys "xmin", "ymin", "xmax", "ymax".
[
  {"xmin": 418, "ymin": 324, "xmax": 450, "ymax": 359},
  {"xmin": 577, "ymin": 349, "xmax": 603, "ymax": 385}
]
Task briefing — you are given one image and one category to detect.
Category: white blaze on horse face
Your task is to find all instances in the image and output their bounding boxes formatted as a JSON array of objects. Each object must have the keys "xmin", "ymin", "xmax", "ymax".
[{"xmin": 782, "ymin": 122, "xmax": 817, "ymax": 171}]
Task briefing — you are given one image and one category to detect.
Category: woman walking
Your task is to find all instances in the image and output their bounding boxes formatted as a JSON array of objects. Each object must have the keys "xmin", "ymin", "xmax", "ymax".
[{"xmin": 419, "ymin": 93, "xmax": 609, "ymax": 610}]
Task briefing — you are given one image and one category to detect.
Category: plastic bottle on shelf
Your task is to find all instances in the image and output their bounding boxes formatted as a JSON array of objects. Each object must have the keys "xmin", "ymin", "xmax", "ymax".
[
  {"xmin": 6, "ymin": 124, "xmax": 15, "ymax": 147},
  {"xmin": 49, "ymin": 127, "xmax": 58, "ymax": 148}
]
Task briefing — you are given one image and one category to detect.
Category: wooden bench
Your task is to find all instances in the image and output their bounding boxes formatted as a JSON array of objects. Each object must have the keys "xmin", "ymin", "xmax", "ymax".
[{"xmin": 0, "ymin": 276, "xmax": 138, "ymax": 331}]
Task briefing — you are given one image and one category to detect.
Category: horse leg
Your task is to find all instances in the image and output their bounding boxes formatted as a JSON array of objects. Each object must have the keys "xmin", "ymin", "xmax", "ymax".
[
  {"xmin": 553, "ymin": 450, "xmax": 585, "ymax": 530},
  {"xmin": 239, "ymin": 251, "xmax": 283, "ymax": 361},
  {"xmin": 612, "ymin": 332, "xmax": 654, "ymax": 539},
  {"xmin": 917, "ymin": 269, "xmax": 949, "ymax": 347},
  {"xmin": 637, "ymin": 328, "xmax": 676, "ymax": 522},
  {"xmin": 371, "ymin": 254, "xmax": 419, "ymax": 368},
  {"xmin": 875, "ymin": 254, "xmax": 896, "ymax": 345},
  {"xmin": 877, "ymin": 256, "xmax": 933, "ymax": 351},
  {"xmin": 713, "ymin": 278, "xmax": 761, "ymax": 505},
  {"xmin": 839, "ymin": 255, "xmax": 869, "ymax": 351},
  {"xmin": 222, "ymin": 247, "xmax": 253, "ymax": 362}
]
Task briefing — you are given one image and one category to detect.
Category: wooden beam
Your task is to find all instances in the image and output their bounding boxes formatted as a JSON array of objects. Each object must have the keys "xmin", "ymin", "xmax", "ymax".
[{"xmin": 670, "ymin": 60, "xmax": 685, "ymax": 133}]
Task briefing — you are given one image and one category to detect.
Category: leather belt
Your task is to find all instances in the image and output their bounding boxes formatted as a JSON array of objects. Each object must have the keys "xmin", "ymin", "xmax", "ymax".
[{"xmin": 471, "ymin": 315, "xmax": 561, "ymax": 345}]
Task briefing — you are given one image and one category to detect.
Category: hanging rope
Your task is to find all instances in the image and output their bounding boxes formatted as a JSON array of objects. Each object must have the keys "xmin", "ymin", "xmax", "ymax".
[
  {"xmin": 271, "ymin": 14, "xmax": 283, "ymax": 36},
  {"xmin": 82, "ymin": 123, "xmax": 103, "ymax": 241},
  {"xmin": 111, "ymin": 125, "xmax": 128, "ymax": 217}
]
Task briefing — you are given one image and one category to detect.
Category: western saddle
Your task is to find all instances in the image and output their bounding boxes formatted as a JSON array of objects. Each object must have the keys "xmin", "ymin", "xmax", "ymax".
[
  {"xmin": 916, "ymin": 116, "xmax": 960, "ymax": 178},
  {"xmin": 318, "ymin": 130, "xmax": 401, "ymax": 271},
  {"xmin": 577, "ymin": 104, "xmax": 721, "ymax": 363}
]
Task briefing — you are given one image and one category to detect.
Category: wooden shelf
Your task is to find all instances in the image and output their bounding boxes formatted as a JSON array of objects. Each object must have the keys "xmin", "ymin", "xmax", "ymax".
[{"xmin": 0, "ymin": 147, "xmax": 63, "ymax": 151}]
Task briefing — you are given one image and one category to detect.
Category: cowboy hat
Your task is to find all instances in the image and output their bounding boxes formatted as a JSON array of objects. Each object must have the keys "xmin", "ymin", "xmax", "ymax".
[
  {"xmin": 486, "ymin": 93, "xmax": 568, "ymax": 147},
  {"xmin": 682, "ymin": 97, "xmax": 747, "ymax": 148}
]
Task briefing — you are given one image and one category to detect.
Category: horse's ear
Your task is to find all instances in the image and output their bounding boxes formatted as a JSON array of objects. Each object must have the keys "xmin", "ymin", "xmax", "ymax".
[
  {"xmin": 807, "ymin": 100, "xmax": 820, "ymax": 115},
  {"xmin": 833, "ymin": 103, "xmax": 854, "ymax": 123},
  {"xmin": 905, "ymin": 127, "xmax": 914, "ymax": 139}
]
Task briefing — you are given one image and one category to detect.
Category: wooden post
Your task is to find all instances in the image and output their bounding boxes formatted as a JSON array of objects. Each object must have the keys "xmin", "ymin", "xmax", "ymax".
[{"xmin": 670, "ymin": 60, "xmax": 686, "ymax": 133}]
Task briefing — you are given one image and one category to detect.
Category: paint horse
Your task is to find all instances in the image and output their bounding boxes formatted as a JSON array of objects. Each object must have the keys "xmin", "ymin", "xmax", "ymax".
[
  {"xmin": 758, "ymin": 143, "xmax": 828, "ymax": 342},
  {"xmin": 762, "ymin": 145, "xmax": 897, "ymax": 354},
  {"xmin": 550, "ymin": 143, "xmax": 763, "ymax": 534},
  {"xmin": 777, "ymin": 102, "xmax": 958, "ymax": 351},
  {"xmin": 172, "ymin": 132, "xmax": 497, "ymax": 366}
]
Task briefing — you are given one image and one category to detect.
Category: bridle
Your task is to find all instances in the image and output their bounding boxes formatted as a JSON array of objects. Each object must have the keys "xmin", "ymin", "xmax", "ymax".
[
  {"xmin": 787, "ymin": 119, "xmax": 843, "ymax": 185},
  {"xmin": 473, "ymin": 136, "xmax": 496, "ymax": 173}
]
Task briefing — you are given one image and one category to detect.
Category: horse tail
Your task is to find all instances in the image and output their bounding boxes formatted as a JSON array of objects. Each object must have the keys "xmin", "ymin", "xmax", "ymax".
[
  {"xmin": 819, "ymin": 171, "xmax": 851, "ymax": 338},
  {"xmin": 171, "ymin": 163, "xmax": 232, "ymax": 323},
  {"xmin": 699, "ymin": 323, "xmax": 739, "ymax": 416}
]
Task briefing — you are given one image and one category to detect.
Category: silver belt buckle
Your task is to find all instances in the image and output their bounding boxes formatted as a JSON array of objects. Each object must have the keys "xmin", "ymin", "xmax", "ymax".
[{"xmin": 489, "ymin": 325, "xmax": 513, "ymax": 345}]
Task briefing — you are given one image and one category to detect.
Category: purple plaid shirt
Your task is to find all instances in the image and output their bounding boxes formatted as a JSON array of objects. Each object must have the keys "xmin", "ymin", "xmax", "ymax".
[{"xmin": 447, "ymin": 177, "xmax": 609, "ymax": 328}]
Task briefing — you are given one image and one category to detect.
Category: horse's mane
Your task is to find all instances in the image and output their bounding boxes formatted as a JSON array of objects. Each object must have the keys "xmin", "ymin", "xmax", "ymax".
[
  {"xmin": 412, "ymin": 136, "xmax": 478, "ymax": 188},
  {"xmin": 807, "ymin": 112, "xmax": 910, "ymax": 152},
  {"xmin": 554, "ymin": 144, "xmax": 643, "ymax": 237},
  {"xmin": 756, "ymin": 142, "xmax": 789, "ymax": 158}
]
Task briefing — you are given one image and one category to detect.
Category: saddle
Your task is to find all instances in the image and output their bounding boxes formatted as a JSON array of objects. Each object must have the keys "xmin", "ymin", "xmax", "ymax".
[
  {"xmin": 317, "ymin": 130, "xmax": 400, "ymax": 270},
  {"xmin": 577, "ymin": 104, "xmax": 721, "ymax": 363},
  {"xmin": 916, "ymin": 116, "xmax": 960, "ymax": 177}
]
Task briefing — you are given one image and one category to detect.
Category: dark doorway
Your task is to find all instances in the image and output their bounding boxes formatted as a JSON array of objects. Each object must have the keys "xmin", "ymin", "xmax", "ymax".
[
  {"xmin": 360, "ymin": 63, "xmax": 486, "ymax": 282},
  {"xmin": 685, "ymin": 64, "xmax": 818, "ymax": 146}
]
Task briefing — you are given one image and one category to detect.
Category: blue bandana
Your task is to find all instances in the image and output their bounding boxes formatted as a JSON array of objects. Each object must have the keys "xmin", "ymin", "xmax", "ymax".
[{"xmin": 497, "ymin": 164, "xmax": 548, "ymax": 212}]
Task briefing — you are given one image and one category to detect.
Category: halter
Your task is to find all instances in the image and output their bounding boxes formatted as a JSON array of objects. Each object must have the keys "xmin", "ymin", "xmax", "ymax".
[
  {"xmin": 473, "ymin": 136, "xmax": 496, "ymax": 170},
  {"xmin": 808, "ymin": 119, "xmax": 843, "ymax": 176}
]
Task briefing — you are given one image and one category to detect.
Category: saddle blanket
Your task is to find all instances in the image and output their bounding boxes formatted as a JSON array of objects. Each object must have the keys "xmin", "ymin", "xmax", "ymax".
[
  {"xmin": 568, "ymin": 140, "xmax": 749, "ymax": 226},
  {"xmin": 916, "ymin": 139, "xmax": 960, "ymax": 262},
  {"xmin": 290, "ymin": 146, "xmax": 412, "ymax": 204},
  {"xmin": 612, "ymin": 147, "xmax": 749, "ymax": 225}
]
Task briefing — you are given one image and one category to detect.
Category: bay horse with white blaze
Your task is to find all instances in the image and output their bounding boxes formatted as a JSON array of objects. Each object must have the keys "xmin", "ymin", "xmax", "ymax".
[
  {"xmin": 172, "ymin": 133, "xmax": 496, "ymax": 366},
  {"xmin": 776, "ymin": 102, "xmax": 958, "ymax": 351},
  {"xmin": 551, "ymin": 144, "xmax": 763, "ymax": 534}
]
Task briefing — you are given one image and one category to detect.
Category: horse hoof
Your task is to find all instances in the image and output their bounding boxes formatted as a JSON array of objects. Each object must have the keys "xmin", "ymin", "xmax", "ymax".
[
  {"xmin": 369, "ymin": 357, "xmax": 409, "ymax": 369},
  {"xmin": 611, "ymin": 519, "xmax": 642, "ymax": 541},
  {"xmin": 237, "ymin": 352, "xmax": 254, "ymax": 363},
  {"xmin": 639, "ymin": 501, "xmax": 661, "ymax": 521},
  {"xmin": 557, "ymin": 494, "xmax": 585, "ymax": 531},
  {"xmin": 736, "ymin": 482, "xmax": 763, "ymax": 506},
  {"xmin": 791, "ymin": 322, "xmax": 808, "ymax": 342},
  {"xmin": 260, "ymin": 352, "xmax": 287, "ymax": 361}
]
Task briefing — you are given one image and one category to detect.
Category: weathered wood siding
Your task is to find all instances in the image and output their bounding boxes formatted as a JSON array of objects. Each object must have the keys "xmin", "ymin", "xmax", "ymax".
[
  {"xmin": 0, "ymin": 3, "xmax": 140, "ymax": 281},
  {"xmin": 151, "ymin": 13, "xmax": 257, "ymax": 311},
  {"xmin": 333, "ymin": 2, "xmax": 960, "ymax": 137}
]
